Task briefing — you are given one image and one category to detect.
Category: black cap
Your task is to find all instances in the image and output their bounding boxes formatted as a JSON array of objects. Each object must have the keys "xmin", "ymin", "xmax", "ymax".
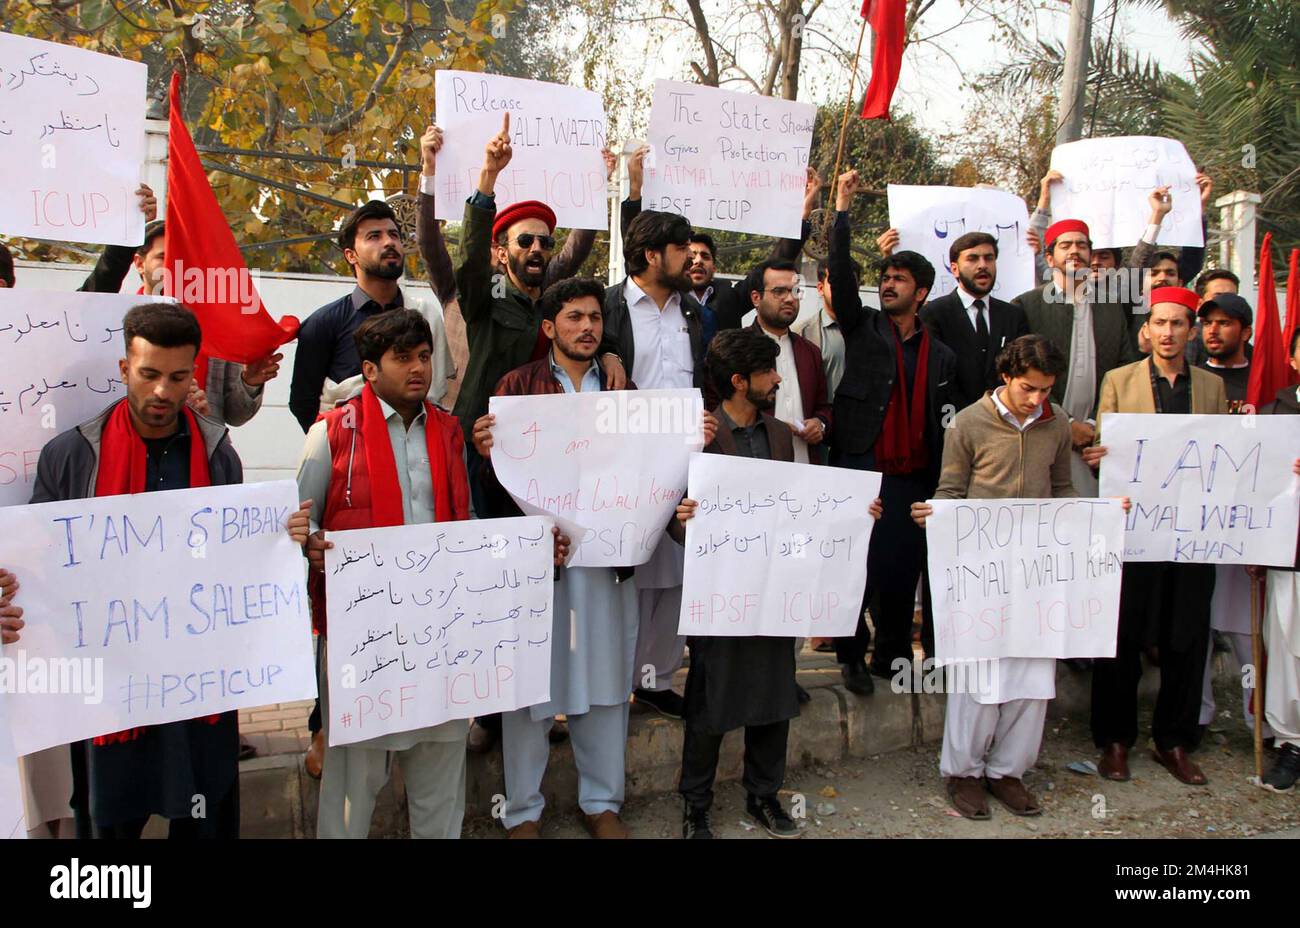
[{"xmin": 1198, "ymin": 291, "xmax": 1252, "ymax": 326}]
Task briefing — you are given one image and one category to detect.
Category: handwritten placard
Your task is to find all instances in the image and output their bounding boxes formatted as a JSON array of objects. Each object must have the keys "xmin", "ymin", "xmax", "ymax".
[
  {"xmin": 0, "ymin": 693, "xmax": 23, "ymax": 839},
  {"xmin": 0, "ymin": 32, "xmax": 146, "ymax": 246},
  {"xmin": 0, "ymin": 289, "xmax": 167, "ymax": 507},
  {"xmin": 0, "ymin": 480, "xmax": 316, "ymax": 756},
  {"xmin": 488, "ymin": 389, "xmax": 704, "ymax": 568},
  {"xmin": 925, "ymin": 498, "xmax": 1124, "ymax": 661},
  {"xmin": 1098, "ymin": 413, "xmax": 1300, "ymax": 565},
  {"xmin": 433, "ymin": 70, "xmax": 608, "ymax": 230},
  {"xmin": 888, "ymin": 184, "xmax": 1036, "ymax": 301},
  {"xmin": 677, "ymin": 453, "xmax": 880, "ymax": 637},
  {"xmin": 323, "ymin": 516, "xmax": 553, "ymax": 746},
  {"xmin": 1049, "ymin": 136, "xmax": 1202, "ymax": 249},
  {"xmin": 642, "ymin": 79, "xmax": 815, "ymax": 238}
]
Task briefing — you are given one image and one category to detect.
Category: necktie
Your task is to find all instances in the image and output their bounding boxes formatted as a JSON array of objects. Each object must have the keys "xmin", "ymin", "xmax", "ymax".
[{"xmin": 974, "ymin": 299, "xmax": 989, "ymax": 354}]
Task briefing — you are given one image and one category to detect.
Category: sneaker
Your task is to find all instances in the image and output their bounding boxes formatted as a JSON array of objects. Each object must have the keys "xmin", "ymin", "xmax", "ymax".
[
  {"xmin": 746, "ymin": 793, "xmax": 801, "ymax": 838},
  {"xmin": 634, "ymin": 687, "xmax": 685, "ymax": 719},
  {"xmin": 682, "ymin": 802, "xmax": 714, "ymax": 839},
  {"xmin": 1261, "ymin": 743, "xmax": 1300, "ymax": 793}
]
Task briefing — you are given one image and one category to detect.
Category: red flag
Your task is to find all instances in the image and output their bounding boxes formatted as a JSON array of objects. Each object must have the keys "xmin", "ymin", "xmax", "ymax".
[
  {"xmin": 163, "ymin": 72, "xmax": 298, "ymax": 385},
  {"xmin": 1283, "ymin": 248, "xmax": 1299, "ymax": 386},
  {"xmin": 859, "ymin": 0, "xmax": 906, "ymax": 120},
  {"xmin": 1246, "ymin": 233, "xmax": 1288, "ymax": 410}
]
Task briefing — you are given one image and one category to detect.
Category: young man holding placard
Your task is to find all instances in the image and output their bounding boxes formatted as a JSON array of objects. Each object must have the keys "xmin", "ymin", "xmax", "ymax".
[
  {"xmin": 1082, "ymin": 286, "xmax": 1227, "ymax": 786},
  {"xmin": 828, "ymin": 170, "xmax": 956, "ymax": 697},
  {"xmin": 672, "ymin": 326, "xmax": 881, "ymax": 838},
  {"xmin": 297, "ymin": 309, "xmax": 568, "ymax": 838},
  {"xmin": 471, "ymin": 277, "xmax": 716, "ymax": 837},
  {"xmin": 6, "ymin": 302, "xmax": 311, "ymax": 838},
  {"xmin": 911, "ymin": 334, "xmax": 1076, "ymax": 820}
]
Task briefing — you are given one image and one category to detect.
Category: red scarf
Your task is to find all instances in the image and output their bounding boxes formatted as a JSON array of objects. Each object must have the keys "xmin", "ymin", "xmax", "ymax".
[
  {"xmin": 92, "ymin": 399, "xmax": 218, "ymax": 745},
  {"xmin": 873, "ymin": 321, "xmax": 930, "ymax": 475},
  {"xmin": 360, "ymin": 383, "xmax": 452, "ymax": 526}
]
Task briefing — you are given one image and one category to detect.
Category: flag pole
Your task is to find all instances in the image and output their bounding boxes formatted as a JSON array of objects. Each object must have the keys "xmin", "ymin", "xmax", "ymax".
[
  {"xmin": 828, "ymin": 14, "xmax": 870, "ymax": 207},
  {"xmin": 1251, "ymin": 573, "xmax": 1264, "ymax": 782}
]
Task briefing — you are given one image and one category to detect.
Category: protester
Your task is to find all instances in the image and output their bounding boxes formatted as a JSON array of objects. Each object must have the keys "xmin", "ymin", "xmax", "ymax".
[
  {"xmin": 672, "ymin": 326, "xmax": 881, "ymax": 838},
  {"xmin": 1083, "ymin": 287, "xmax": 1228, "ymax": 786},
  {"xmin": 919, "ymin": 231, "xmax": 1030, "ymax": 413},
  {"xmin": 793, "ymin": 259, "xmax": 854, "ymax": 405},
  {"xmin": 10, "ymin": 302, "xmax": 310, "ymax": 837},
  {"xmin": 1254, "ymin": 329, "xmax": 1300, "ymax": 791},
  {"xmin": 296, "ymin": 308, "xmax": 568, "ymax": 837},
  {"xmin": 911, "ymin": 335, "xmax": 1081, "ymax": 820},
  {"xmin": 829, "ymin": 170, "xmax": 955, "ymax": 695},
  {"xmin": 1012, "ymin": 218, "xmax": 1139, "ymax": 496}
]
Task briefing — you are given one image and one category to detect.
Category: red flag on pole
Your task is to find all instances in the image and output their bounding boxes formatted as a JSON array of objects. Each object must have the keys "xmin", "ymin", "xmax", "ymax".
[
  {"xmin": 1283, "ymin": 248, "xmax": 1299, "ymax": 386},
  {"xmin": 1246, "ymin": 232, "xmax": 1288, "ymax": 410},
  {"xmin": 859, "ymin": 0, "xmax": 906, "ymax": 120},
  {"xmin": 163, "ymin": 71, "xmax": 298, "ymax": 388}
]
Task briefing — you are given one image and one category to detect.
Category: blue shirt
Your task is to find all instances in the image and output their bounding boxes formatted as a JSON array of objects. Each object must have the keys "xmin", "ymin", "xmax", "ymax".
[
  {"xmin": 549, "ymin": 350, "xmax": 601, "ymax": 394},
  {"xmin": 288, "ymin": 286, "xmax": 404, "ymax": 432}
]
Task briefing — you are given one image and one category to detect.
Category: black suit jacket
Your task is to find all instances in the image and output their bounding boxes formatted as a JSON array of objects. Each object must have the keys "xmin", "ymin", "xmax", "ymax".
[
  {"xmin": 920, "ymin": 291, "xmax": 1028, "ymax": 413},
  {"xmin": 827, "ymin": 211, "xmax": 956, "ymax": 478}
]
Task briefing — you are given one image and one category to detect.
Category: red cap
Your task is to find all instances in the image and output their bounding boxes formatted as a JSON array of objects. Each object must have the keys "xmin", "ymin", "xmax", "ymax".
[
  {"xmin": 1149, "ymin": 286, "xmax": 1199, "ymax": 313},
  {"xmin": 492, "ymin": 200, "xmax": 557, "ymax": 242},
  {"xmin": 1044, "ymin": 219, "xmax": 1090, "ymax": 249}
]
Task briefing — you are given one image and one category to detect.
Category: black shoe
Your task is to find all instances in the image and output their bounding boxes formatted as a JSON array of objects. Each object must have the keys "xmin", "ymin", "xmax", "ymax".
[
  {"xmin": 634, "ymin": 687, "xmax": 685, "ymax": 719},
  {"xmin": 237, "ymin": 736, "xmax": 257, "ymax": 762},
  {"xmin": 840, "ymin": 661, "xmax": 874, "ymax": 696},
  {"xmin": 682, "ymin": 802, "xmax": 714, "ymax": 839},
  {"xmin": 795, "ymin": 683, "xmax": 811, "ymax": 704},
  {"xmin": 868, "ymin": 659, "xmax": 897, "ymax": 680},
  {"xmin": 1261, "ymin": 744, "xmax": 1300, "ymax": 793},
  {"xmin": 1064, "ymin": 658, "xmax": 1094, "ymax": 672},
  {"xmin": 746, "ymin": 794, "xmax": 800, "ymax": 838}
]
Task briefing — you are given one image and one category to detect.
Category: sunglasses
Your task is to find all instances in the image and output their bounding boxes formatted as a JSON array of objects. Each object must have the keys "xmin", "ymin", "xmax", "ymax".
[{"xmin": 507, "ymin": 232, "xmax": 555, "ymax": 250}]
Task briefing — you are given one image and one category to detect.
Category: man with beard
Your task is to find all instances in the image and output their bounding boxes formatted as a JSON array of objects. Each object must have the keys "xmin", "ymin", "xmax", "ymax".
[
  {"xmin": 470, "ymin": 277, "xmax": 715, "ymax": 837},
  {"xmin": 600, "ymin": 208, "xmax": 709, "ymax": 719},
  {"xmin": 289, "ymin": 200, "xmax": 454, "ymax": 432},
  {"xmin": 1186, "ymin": 270, "xmax": 1242, "ymax": 366},
  {"xmin": 1084, "ymin": 288, "xmax": 1229, "ymax": 786},
  {"xmin": 749, "ymin": 259, "xmax": 831, "ymax": 466},
  {"xmin": 828, "ymin": 170, "xmax": 956, "ymax": 695},
  {"xmin": 1012, "ymin": 219, "xmax": 1139, "ymax": 496},
  {"xmin": 622, "ymin": 144, "xmax": 822, "ymax": 334},
  {"xmin": 920, "ymin": 232, "xmax": 1030, "ymax": 414},
  {"xmin": 671, "ymin": 326, "xmax": 881, "ymax": 838}
]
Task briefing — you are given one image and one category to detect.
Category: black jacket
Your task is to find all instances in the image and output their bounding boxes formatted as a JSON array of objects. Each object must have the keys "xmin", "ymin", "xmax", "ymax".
[
  {"xmin": 920, "ymin": 290, "xmax": 1028, "ymax": 413},
  {"xmin": 602, "ymin": 278, "xmax": 710, "ymax": 401},
  {"xmin": 827, "ymin": 210, "xmax": 956, "ymax": 474}
]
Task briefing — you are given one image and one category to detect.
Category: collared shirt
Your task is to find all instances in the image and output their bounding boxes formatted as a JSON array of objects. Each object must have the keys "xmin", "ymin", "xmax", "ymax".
[
  {"xmin": 549, "ymin": 349, "xmax": 601, "ymax": 394},
  {"xmin": 297, "ymin": 393, "xmax": 446, "ymax": 532},
  {"xmin": 624, "ymin": 277, "xmax": 694, "ymax": 390},
  {"xmin": 143, "ymin": 412, "xmax": 194, "ymax": 491},
  {"xmin": 956, "ymin": 286, "xmax": 994, "ymax": 344},
  {"xmin": 991, "ymin": 386, "xmax": 1044, "ymax": 433},
  {"xmin": 815, "ymin": 307, "xmax": 845, "ymax": 399},
  {"xmin": 759, "ymin": 326, "xmax": 809, "ymax": 464},
  {"xmin": 1060, "ymin": 294, "xmax": 1097, "ymax": 424},
  {"xmin": 1150, "ymin": 357, "xmax": 1191, "ymax": 414},
  {"xmin": 716, "ymin": 405, "xmax": 771, "ymax": 461},
  {"xmin": 896, "ymin": 319, "xmax": 923, "ymax": 396}
]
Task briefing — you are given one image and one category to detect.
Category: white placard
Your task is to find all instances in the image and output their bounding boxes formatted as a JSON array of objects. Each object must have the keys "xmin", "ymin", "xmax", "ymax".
[
  {"xmin": 433, "ymin": 70, "xmax": 608, "ymax": 230},
  {"xmin": 642, "ymin": 79, "xmax": 815, "ymax": 238},
  {"xmin": 887, "ymin": 184, "xmax": 1036, "ymax": 301},
  {"xmin": 1099, "ymin": 413, "xmax": 1300, "ymax": 565},
  {"xmin": 488, "ymin": 390, "xmax": 704, "ymax": 568},
  {"xmin": 678, "ymin": 453, "xmax": 880, "ymax": 637},
  {"xmin": 1049, "ymin": 136, "xmax": 1203, "ymax": 249},
  {"xmin": 0, "ymin": 289, "xmax": 166, "ymax": 507},
  {"xmin": 0, "ymin": 692, "xmax": 23, "ymax": 839},
  {"xmin": 0, "ymin": 32, "xmax": 146, "ymax": 246},
  {"xmin": 926, "ymin": 498, "xmax": 1125, "ymax": 661},
  {"xmin": 0, "ymin": 480, "xmax": 316, "ymax": 756},
  {"xmin": 323, "ymin": 516, "xmax": 553, "ymax": 746}
]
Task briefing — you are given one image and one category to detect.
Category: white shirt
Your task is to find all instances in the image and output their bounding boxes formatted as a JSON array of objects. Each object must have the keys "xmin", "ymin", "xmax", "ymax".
[
  {"xmin": 624, "ymin": 277, "xmax": 694, "ymax": 391},
  {"xmin": 760, "ymin": 326, "xmax": 809, "ymax": 464},
  {"xmin": 956, "ymin": 286, "xmax": 995, "ymax": 342},
  {"xmin": 991, "ymin": 386, "xmax": 1044, "ymax": 432}
]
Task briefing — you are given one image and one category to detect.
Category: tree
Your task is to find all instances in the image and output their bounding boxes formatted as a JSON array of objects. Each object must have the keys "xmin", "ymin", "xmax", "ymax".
[{"xmin": 1, "ymin": 0, "xmax": 522, "ymax": 274}]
